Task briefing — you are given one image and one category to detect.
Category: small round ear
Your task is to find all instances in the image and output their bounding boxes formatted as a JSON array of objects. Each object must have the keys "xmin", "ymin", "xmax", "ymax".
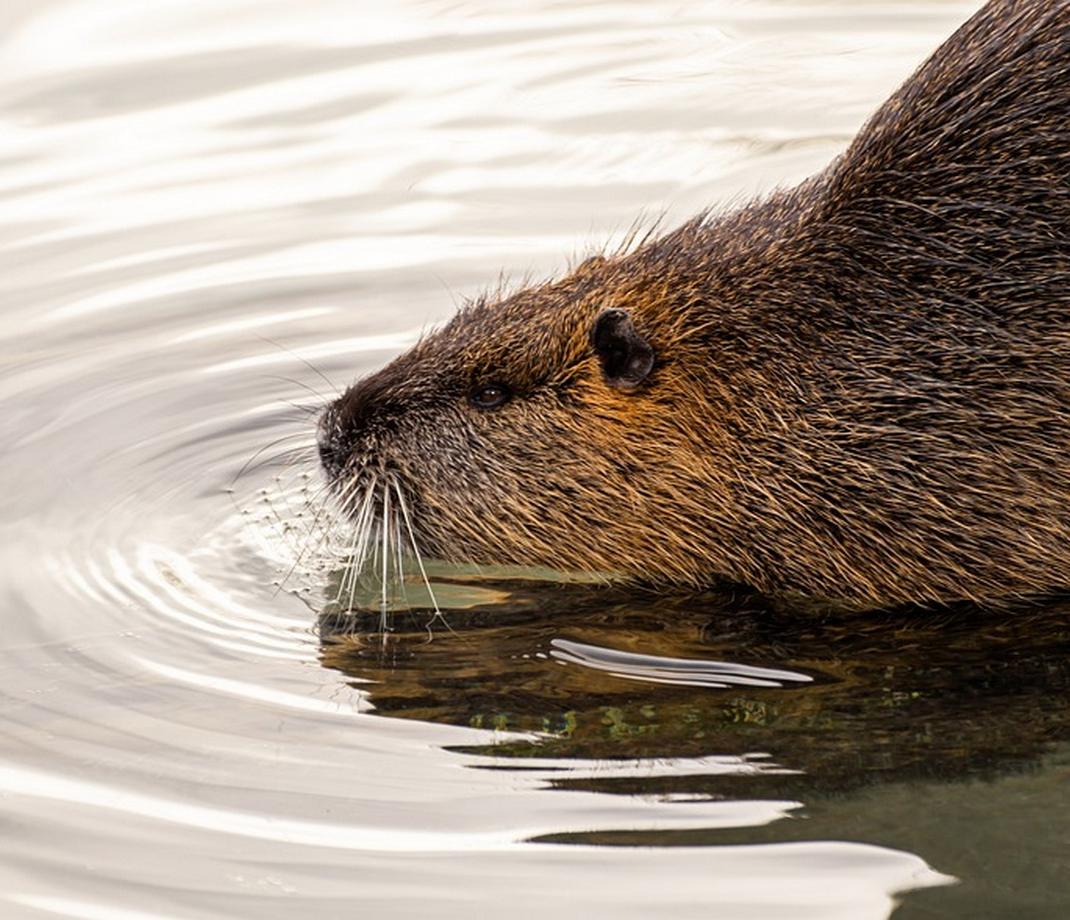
[{"xmin": 590, "ymin": 308, "xmax": 655, "ymax": 390}]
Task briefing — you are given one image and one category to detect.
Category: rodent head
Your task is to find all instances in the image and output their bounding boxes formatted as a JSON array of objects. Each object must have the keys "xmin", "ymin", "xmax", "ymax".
[
  {"xmin": 317, "ymin": 245, "xmax": 743, "ymax": 587},
  {"xmin": 323, "ymin": 0, "xmax": 1070, "ymax": 608}
]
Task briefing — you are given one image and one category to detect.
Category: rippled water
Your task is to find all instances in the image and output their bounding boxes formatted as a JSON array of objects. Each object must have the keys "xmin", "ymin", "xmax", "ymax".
[{"xmin": 9, "ymin": 1, "xmax": 1070, "ymax": 918}]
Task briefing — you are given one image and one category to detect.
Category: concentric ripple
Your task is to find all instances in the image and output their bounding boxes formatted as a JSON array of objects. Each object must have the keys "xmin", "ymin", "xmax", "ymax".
[{"xmin": 1, "ymin": 1, "xmax": 1006, "ymax": 918}]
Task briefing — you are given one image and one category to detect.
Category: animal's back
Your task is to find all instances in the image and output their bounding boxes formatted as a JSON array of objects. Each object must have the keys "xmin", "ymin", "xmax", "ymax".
[{"xmin": 714, "ymin": 0, "xmax": 1070, "ymax": 604}]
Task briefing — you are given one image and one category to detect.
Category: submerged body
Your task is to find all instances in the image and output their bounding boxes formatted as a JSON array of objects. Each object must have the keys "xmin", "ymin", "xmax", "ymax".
[{"xmin": 319, "ymin": 0, "xmax": 1070, "ymax": 609}]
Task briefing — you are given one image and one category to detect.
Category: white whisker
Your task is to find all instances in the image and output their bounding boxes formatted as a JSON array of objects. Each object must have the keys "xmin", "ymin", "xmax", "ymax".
[
  {"xmin": 393, "ymin": 503, "xmax": 408, "ymax": 610},
  {"xmin": 333, "ymin": 475, "xmax": 376, "ymax": 610},
  {"xmin": 380, "ymin": 482, "xmax": 391, "ymax": 632},
  {"xmin": 391, "ymin": 477, "xmax": 449, "ymax": 637}
]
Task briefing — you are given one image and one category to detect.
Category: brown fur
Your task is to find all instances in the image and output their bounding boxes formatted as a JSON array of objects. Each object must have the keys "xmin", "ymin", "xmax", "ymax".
[{"xmin": 319, "ymin": 0, "xmax": 1070, "ymax": 609}]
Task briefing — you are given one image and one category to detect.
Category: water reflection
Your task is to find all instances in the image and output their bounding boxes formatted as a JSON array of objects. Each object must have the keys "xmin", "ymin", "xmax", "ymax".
[
  {"xmin": 321, "ymin": 577, "xmax": 1070, "ymax": 915},
  {"xmin": 320, "ymin": 579, "xmax": 1070, "ymax": 787}
]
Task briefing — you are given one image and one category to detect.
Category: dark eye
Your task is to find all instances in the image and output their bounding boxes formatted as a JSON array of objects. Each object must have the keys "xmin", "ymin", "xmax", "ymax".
[{"xmin": 469, "ymin": 382, "xmax": 512, "ymax": 410}]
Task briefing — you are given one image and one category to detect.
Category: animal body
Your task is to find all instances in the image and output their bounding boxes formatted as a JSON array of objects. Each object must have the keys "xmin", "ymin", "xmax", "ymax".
[{"xmin": 318, "ymin": 0, "xmax": 1070, "ymax": 608}]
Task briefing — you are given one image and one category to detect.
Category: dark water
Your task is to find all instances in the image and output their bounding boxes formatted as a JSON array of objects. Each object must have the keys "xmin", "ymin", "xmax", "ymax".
[
  {"xmin": 9, "ymin": 0, "xmax": 1068, "ymax": 917},
  {"xmin": 320, "ymin": 581, "xmax": 1070, "ymax": 917}
]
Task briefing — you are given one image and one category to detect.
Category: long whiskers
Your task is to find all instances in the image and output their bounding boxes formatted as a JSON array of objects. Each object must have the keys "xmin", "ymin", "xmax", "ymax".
[
  {"xmin": 391, "ymin": 476, "xmax": 451, "ymax": 637},
  {"xmin": 334, "ymin": 474, "xmax": 377, "ymax": 612},
  {"xmin": 255, "ymin": 335, "xmax": 343, "ymax": 399},
  {"xmin": 232, "ymin": 434, "xmax": 316, "ymax": 488},
  {"xmin": 237, "ymin": 425, "xmax": 450, "ymax": 639},
  {"xmin": 379, "ymin": 482, "xmax": 392, "ymax": 633}
]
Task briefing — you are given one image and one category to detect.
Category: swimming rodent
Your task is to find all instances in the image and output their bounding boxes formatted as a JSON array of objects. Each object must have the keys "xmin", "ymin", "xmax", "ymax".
[{"xmin": 317, "ymin": 0, "xmax": 1070, "ymax": 609}]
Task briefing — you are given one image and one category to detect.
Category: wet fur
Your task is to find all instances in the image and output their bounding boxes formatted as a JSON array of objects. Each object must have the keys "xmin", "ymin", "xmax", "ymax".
[{"xmin": 320, "ymin": 0, "xmax": 1070, "ymax": 608}]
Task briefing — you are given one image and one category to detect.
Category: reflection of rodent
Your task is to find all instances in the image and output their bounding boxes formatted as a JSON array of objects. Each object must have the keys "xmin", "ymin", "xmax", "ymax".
[
  {"xmin": 319, "ymin": 0, "xmax": 1070, "ymax": 609},
  {"xmin": 318, "ymin": 581, "xmax": 1070, "ymax": 791}
]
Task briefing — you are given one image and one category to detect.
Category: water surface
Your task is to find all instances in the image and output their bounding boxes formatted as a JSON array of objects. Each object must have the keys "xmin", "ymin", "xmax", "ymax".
[{"xmin": 8, "ymin": 1, "xmax": 1068, "ymax": 918}]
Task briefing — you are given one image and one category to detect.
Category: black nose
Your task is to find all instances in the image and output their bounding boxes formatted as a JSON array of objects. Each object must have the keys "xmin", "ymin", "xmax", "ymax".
[
  {"xmin": 316, "ymin": 408, "xmax": 349, "ymax": 478},
  {"xmin": 317, "ymin": 437, "xmax": 342, "ymax": 477},
  {"xmin": 316, "ymin": 369, "xmax": 398, "ymax": 479}
]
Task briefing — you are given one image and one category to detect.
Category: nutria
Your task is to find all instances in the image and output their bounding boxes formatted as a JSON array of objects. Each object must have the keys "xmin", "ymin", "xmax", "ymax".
[{"xmin": 317, "ymin": 0, "xmax": 1070, "ymax": 609}]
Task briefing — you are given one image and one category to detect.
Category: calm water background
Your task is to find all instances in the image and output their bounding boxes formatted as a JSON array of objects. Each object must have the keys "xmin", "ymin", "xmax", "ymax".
[{"xmin": 7, "ymin": 1, "xmax": 1070, "ymax": 918}]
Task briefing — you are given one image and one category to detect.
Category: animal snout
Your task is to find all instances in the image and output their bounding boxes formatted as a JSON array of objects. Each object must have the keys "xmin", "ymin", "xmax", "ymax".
[{"xmin": 316, "ymin": 407, "xmax": 349, "ymax": 478}]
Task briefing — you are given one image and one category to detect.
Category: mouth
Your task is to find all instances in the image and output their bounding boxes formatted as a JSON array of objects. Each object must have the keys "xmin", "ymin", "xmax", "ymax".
[{"xmin": 315, "ymin": 403, "xmax": 442, "ymax": 584}]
